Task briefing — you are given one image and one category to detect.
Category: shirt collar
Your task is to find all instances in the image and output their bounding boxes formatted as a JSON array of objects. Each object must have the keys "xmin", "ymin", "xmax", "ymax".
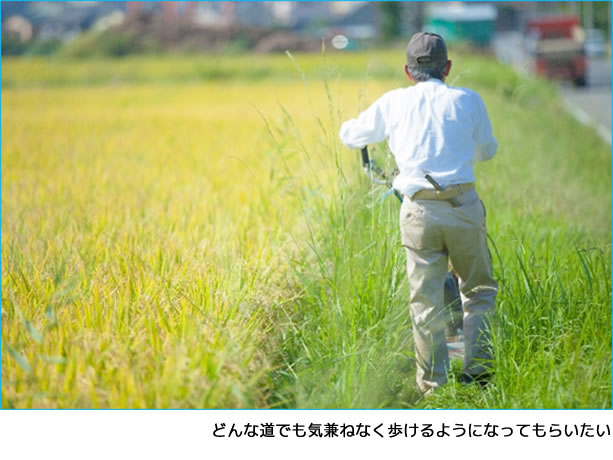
[{"xmin": 413, "ymin": 78, "xmax": 445, "ymax": 88}]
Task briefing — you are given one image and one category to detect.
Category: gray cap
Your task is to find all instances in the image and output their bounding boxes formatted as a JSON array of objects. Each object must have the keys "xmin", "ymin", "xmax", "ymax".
[{"xmin": 406, "ymin": 32, "xmax": 448, "ymax": 69}]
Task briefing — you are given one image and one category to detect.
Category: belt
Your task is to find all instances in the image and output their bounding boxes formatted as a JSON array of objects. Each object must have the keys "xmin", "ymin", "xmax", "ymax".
[{"xmin": 410, "ymin": 183, "xmax": 474, "ymax": 201}]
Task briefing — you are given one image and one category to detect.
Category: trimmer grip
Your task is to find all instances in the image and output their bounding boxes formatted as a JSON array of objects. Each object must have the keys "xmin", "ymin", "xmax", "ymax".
[{"xmin": 360, "ymin": 146, "xmax": 370, "ymax": 167}]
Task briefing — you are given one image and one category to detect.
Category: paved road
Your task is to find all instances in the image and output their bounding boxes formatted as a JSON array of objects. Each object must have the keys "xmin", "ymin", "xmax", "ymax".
[
  {"xmin": 561, "ymin": 57, "xmax": 612, "ymax": 143},
  {"xmin": 494, "ymin": 32, "xmax": 612, "ymax": 144}
]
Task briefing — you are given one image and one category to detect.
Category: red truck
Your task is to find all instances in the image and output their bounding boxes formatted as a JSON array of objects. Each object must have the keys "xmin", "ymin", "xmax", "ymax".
[{"xmin": 525, "ymin": 15, "xmax": 586, "ymax": 86}]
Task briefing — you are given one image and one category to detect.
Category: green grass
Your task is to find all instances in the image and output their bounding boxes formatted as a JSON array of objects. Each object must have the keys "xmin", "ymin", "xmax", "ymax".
[
  {"xmin": 0, "ymin": 47, "xmax": 538, "ymax": 90},
  {"xmin": 2, "ymin": 50, "xmax": 611, "ymax": 408},
  {"xmin": 259, "ymin": 52, "xmax": 612, "ymax": 409}
]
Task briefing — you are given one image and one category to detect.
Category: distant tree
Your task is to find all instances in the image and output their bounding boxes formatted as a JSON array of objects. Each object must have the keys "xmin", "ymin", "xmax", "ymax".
[
  {"xmin": 1, "ymin": 34, "xmax": 27, "ymax": 56},
  {"xmin": 25, "ymin": 39, "xmax": 62, "ymax": 56},
  {"xmin": 560, "ymin": 2, "xmax": 610, "ymax": 38},
  {"xmin": 379, "ymin": 2, "xmax": 402, "ymax": 43},
  {"xmin": 591, "ymin": 1, "xmax": 610, "ymax": 38}
]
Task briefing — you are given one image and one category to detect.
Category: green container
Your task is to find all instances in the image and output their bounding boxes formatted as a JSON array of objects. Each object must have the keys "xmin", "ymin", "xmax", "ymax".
[
  {"xmin": 425, "ymin": 4, "xmax": 497, "ymax": 46},
  {"xmin": 426, "ymin": 18, "xmax": 495, "ymax": 46}
]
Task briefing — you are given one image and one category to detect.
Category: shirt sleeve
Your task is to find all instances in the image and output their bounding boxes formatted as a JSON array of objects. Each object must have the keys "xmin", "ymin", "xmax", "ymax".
[
  {"xmin": 338, "ymin": 95, "xmax": 388, "ymax": 149},
  {"xmin": 473, "ymin": 95, "xmax": 498, "ymax": 162}
]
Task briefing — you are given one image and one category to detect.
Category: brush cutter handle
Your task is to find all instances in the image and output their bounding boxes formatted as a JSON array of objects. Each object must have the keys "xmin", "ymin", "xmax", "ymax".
[
  {"xmin": 360, "ymin": 146, "xmax": 370, "ymax": 167},
  {"xmin": 360, "ymin": 146, "xmax": 403, "ymax": 202}
]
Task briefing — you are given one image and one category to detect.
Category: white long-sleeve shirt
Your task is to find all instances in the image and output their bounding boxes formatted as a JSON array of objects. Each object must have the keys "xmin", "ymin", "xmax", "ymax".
[{"xmin": 339, "ymin": 78, "xmax": 497, "ymax": 198}]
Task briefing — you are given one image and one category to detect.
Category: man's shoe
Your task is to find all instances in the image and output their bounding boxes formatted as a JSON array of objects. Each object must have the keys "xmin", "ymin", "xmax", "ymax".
[{"xmin": 460, "ymin": 372, "xmax": 492, "ymax": 387}]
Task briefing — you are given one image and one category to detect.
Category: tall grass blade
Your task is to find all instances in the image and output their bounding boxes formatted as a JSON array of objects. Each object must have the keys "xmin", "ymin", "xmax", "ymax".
[{"xmin": 6, "ymin": 344, "xmax": 33, "ymax": 374}]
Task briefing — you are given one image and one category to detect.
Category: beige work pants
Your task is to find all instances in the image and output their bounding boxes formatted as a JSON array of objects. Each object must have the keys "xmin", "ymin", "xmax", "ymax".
[{"xmin": 399, "ymin": 188, "xmax": 497, "ymax": 394}]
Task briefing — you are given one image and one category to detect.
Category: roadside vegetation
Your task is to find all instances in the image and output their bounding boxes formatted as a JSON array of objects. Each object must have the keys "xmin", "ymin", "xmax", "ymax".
[{"xmin": 2, "ymin": 50, "xmax": 610, "ymax": 408}]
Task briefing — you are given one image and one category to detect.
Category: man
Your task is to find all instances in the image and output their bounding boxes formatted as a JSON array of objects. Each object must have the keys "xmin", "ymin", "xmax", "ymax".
[{"xmin": 339, "ymin": 32, "xmax": 498, "ymax": 395}]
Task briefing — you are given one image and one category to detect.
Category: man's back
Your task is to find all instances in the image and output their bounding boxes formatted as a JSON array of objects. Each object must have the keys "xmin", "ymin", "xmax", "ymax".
[{"xmin": 339, "ymin": 79, "xmax": 497, "ymax": 198}]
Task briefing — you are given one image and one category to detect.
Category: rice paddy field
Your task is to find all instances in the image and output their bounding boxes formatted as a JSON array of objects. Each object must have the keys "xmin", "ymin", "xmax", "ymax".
[{"xmin": 1, "ymin": 50, "xmax": 611, "ymax": 409}]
